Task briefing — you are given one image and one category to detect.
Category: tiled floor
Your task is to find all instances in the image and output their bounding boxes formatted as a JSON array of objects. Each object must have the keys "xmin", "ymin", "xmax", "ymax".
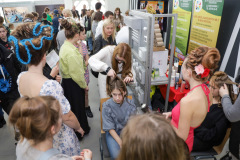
[{"xmin": 0, "ymin": 70, "xmax": 229, "ymax": 160}]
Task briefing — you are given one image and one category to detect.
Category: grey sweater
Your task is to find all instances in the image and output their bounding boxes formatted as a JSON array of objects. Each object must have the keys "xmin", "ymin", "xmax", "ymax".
[{"xmin": 221, "ymin": 94, "xmax": 240, "ymax": 122}]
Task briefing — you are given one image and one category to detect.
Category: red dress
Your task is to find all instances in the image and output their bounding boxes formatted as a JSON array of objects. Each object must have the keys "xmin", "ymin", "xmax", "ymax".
[{"xmin": 171, "ymin": 84, "xmax": 210, "ymax": 152}]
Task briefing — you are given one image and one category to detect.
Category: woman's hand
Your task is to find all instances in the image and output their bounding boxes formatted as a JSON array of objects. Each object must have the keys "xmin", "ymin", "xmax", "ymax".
[
  {"xmin": 50, "ymin": 64, "xmax": 59, "ymax": 78},
  {"xmin": 219, "ymin": 83, "xmax": 229, "ymax": 97},
  {"xmin": 85, "ymin": 86, "xmax": 89, "ymax": 91},
  {"xmin": 107, "ymin": 69, "xmax": 116, "ymax": 77},
  {"xmin": 80, "ymin": 149, "xmax": 92, "ymax": 159},
  {"xmin": 163, "ymin": 112, "xmax": 172, "ymax": 119},
  {"xmin": 117, "ymin": 139, "xmax": 122, "ymax": 148},
  {"xmin": 55, "ymin": 75, "xmax": 61, "ymax": 83},
  {"xmin": 77, "ymin": 127, "xmax": 85, "ymax": 137},
  {"xmin": 123, "ymin": 76, "xmax": 133, "ymax": 83}
]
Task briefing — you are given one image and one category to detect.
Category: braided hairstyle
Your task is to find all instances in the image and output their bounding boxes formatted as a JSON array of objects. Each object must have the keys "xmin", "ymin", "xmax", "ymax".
[
  {"xmin": 186, "ymin": 46, "xmax": 221, "ymax": 82},
  {"xmin": 210, "ymin": 71, "xmax": 238, "ymax": 105},
  {"xmin": 112, "ymin": 43, "xmax": 133, "ymax": 80}
]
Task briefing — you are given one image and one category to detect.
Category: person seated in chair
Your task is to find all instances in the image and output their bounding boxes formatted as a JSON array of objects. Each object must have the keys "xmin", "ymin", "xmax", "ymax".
[{"xmin": 193, "ymin": 71, "xmax": 232, "ymax": 151}]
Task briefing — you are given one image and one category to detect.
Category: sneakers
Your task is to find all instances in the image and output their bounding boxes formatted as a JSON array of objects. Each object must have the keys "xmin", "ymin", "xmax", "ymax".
[{"xmin": 85, "ymin": 106, "xmax": 93, "ymax": 118}]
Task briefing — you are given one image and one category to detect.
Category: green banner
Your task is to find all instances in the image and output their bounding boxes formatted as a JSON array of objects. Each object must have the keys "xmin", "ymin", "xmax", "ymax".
[
  {"xmin": 170, "ymin": 0, "xmax": 193, "ymax": 59},
  {"xmin": 188, "ymin": 0, "xmax": 224, "ymax": 53}
]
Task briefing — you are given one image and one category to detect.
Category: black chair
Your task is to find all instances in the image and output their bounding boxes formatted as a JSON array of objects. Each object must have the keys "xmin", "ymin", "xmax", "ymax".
[
  {"xmin": 99, "ymin": 132, "xmax": 111, "ymax": 160},
  {"xmin": 191, "ymin": 149, "xmax": 217, "ymax": 160}
]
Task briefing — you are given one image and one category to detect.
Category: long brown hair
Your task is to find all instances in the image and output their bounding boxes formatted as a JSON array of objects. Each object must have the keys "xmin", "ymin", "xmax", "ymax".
[
  {"xmin": 114, "ymin": 7, "xmax": 123, "ymax": 20},
  {"xmin": 9, "ymin": 96, "xmax": 60, "ymax": 144},
  {"xmin": 106, "ymin": 76, "xmax": 127, "ymax": 98},
  {"xmin": 210, "ymin": 71, "xmax": 238, "ymax": 105},
  {"xmin": 112, "ymin": 43, "xmax": 132, "ymax": 80},
  {"xmin": 117, "ymin": 113, "xmax": 187, "ymax": 160}
]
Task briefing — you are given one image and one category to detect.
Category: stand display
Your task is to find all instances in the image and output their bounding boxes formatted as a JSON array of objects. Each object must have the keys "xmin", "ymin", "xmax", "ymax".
[{"xmin": 125, "ymin": 10, "xmax": 177, "ymax": 111}]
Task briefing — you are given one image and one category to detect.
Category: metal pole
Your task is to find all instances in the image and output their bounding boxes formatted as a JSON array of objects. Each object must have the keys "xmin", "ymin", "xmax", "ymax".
[{"xmin": 164, "ymin": 14, "xmax": 178, "ymax": 112}]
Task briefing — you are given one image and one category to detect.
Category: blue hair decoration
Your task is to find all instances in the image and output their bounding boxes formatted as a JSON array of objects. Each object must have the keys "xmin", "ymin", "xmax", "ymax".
[{"xmin": 8, "ymin": 23, "xmax": 54, "ymax": 65}]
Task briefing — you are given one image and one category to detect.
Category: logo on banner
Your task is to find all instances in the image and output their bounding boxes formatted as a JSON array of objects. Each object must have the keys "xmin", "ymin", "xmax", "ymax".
[
  {"xmin": 174, "ymin": 0, "xmax": 179, "ymax": 9},
  {"xmin": 195, "ymin": 0, "xmax": 203, "ymax": 12}
]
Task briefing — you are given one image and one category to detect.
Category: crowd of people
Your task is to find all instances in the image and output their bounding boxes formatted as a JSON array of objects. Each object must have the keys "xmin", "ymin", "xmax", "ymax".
[{"xmin": 0, "ymin": 1, "xmax": 240, "ymax": 160}]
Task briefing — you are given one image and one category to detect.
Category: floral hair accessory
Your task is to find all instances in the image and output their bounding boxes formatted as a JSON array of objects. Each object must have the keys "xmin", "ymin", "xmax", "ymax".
[{"xmin": 194, "ymin": 64, "xmax": 210, "ymax": 78}]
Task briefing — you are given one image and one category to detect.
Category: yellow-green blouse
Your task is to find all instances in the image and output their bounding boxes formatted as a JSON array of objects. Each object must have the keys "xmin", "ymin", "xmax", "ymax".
[{"xmin": 59, "ymin": 40, "xmax": 87, "ymax": 89}]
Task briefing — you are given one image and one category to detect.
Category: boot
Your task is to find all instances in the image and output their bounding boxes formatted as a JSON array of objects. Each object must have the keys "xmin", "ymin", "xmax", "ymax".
[{"xmin": 85, "ymin": 106, "xmax": 93, "ymax": 118}]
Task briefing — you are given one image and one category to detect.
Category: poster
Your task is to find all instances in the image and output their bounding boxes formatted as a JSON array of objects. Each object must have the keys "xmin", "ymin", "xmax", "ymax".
[
  {"xmin": 140, "ymin": 1, "xmax": 146, "ymax": 9},
  {"xmin": 170, "ymin": 0, "xmax": 193, "ymax": 59},
  {"xmin": 147, "ymin": 1, "xmax": 164, "ymax": 13},
  {"xmin": 35, "ymin": 4, "xmax": 64, "ymax": 21},
  {"xmin": 3, "ymin": 7, "xmax": 28, "ymax": 23},
  {"xmin": 188, "ymin": 0, "xmax": 224, "ymax": 53}
]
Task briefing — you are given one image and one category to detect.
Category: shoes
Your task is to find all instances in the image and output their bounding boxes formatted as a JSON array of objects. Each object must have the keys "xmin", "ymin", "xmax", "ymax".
[
  {"xmin": 84, "ymin": 126, "xmax": 91, "ymax": 135},
  {"xmin": 0, "ymin": 116, "xmax": 6, "ymax": 128},
  {"xmin": 85, "ymin": 106, "xmax": 93, "ymax": 118}
]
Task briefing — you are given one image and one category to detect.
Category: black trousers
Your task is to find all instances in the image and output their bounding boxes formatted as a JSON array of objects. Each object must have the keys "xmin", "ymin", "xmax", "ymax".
[
  {"xmin": 62, "ymin": 78, "xmax": 90, "ymax": 133},
  {"xmin": 0, "ymin": 89, "xmax": 20, "ymax": 115}
]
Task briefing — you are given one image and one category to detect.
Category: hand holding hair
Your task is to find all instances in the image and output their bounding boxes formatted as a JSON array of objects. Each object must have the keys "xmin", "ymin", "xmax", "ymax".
[
  {"xmin": 219, "ymin": 83, "xmax": 229, "ymax": 97},
  {"xmin": 107, "ymin": 68, "xmax": 116, "ymax": 77},
  {"xmin": 123, "ymin": 76, "xmax": 133, "ymax": 83}
]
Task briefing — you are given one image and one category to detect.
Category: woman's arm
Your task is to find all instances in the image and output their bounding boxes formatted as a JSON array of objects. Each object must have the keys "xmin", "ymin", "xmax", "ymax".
[
  {"xmin": 109, "ymin": 129, "xmax": 122, "ymax": 147},
  {"xmin": 62, "ymin": 110, "xmax": 82, "ymax": 131},
  {"xmin": 88, "ymin": 46, "xmax": 115, "ymax": 72},
  {"xmin": 219, "ymin": 84, "xmax": 240, "ymax": 122}
]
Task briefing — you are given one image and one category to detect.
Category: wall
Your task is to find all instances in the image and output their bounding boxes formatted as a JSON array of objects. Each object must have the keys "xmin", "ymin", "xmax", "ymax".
[{"xmin": 105, "ymin": 0, "xmax": 129, "ymax": 13}]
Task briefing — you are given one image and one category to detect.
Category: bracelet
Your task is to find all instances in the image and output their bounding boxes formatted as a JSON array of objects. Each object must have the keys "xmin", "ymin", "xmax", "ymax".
[{"xmin": 106, "ymin": 67, "xmax": 111, "ymax": 74}]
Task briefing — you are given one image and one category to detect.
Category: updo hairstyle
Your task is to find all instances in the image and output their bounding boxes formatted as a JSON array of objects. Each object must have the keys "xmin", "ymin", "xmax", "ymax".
[
  {"xmin": 186, "ymin": 46, "xmax": 221, "ymax": 82},
  {"xmin": 61, "ymin": 19, "xmax": 80, "ymax": 39},
  {"xmin": 11, "ymin": 23, "xmax": 52, "ymax": 65},
  {"xmin": 106, "ymin": 76, "xmax": 128, "ymax": 97},
  {"xmin": 9, "ymin": 96, "xmax": 60, "ymax": 144},
  {"xmin": 210, "ymin": 71, "xmax": 238, "ymax": 104}
]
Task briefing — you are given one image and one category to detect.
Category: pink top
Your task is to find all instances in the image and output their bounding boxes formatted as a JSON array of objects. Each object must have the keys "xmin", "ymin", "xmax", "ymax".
[{"xmin": 171, "ymin": 83, "xmax": 210, "ymax": 152}]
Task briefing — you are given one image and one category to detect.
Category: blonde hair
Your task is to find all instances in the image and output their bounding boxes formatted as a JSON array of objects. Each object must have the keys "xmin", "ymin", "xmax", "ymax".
[
  {"xmin": 62, "ymin": 9, "xmax": 73, "ymax": 18},
  {"xmin": 102, "ymin": 19, "xmax": 116, "ymax": 42},
  {"xmin": 117, "ymin": 113, "xmax": 188, "ymax": 160}
]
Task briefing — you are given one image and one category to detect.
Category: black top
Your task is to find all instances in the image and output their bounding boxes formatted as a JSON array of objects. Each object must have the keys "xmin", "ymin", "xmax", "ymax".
[
  {"xmin": 93, "ymin": 34, "xmax": 117, "ymax": 55},
  {"xmin": 229, "ymin": 121, "xmax": 240, "ymax": 158},
  {"xmin": 193, "ymin": 104, "xmax": 230, "ymax": 151},
  {"xmin": 0, "ymin": 38, "xmax": 11, "ymax": 50},
  {"xmin": 0, "ymin": 44, "xmax": 22, "ymax": 98},
  {"xmin": 41, "ymin": 20, "xmax": 51, "ymax": 25},
  {"xmin": 72, "ymin": 10, "xmax": 80, "ymax": 19}
]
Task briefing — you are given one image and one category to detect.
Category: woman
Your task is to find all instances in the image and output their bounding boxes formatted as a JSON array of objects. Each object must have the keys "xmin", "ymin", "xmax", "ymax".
[
  {"xmin": 93, "ymin": 18, "xmax": 117, "ymax": 55},
  {"xmin": 193, "ymin": 71, "xmax": 232, "ymax": 151},
  {"xmin": 219, "ymin": 76, "xmax": 240, "ymax": 159},
  {"xmin": 163, "ymin": 46, "xmax": 221, "ymax": 152},
  {"xmin": 103, "ymin": 76, "xmax": 136, "ymax": 159},
  {"xmin": 88, "ymin": 43, "xmax": 133, "ymax": 99},
  {"xmin": 74, "ymin": 24, "xmax": 93, "ymax": 118},
  {"xmin": 91, "ymin": 11, "xmax": 102, "ymax": 40},
  {"xmin": 59, "ymin": 19, "xmax": 91, "ymax": 138},
  {"xmin": 9, "ymin": 96, "xmax": 92, "ymax": 160},
  {"xmin": 113, "ymin": 8, "xmax": 123, "ymax": 32},
  {"xmin": 117, "ymin": 113, "xmax": 188, "ymax": 160},
  {"xmin": 9, "ymin": 22, "xmax": 83, "ymax": 156}
]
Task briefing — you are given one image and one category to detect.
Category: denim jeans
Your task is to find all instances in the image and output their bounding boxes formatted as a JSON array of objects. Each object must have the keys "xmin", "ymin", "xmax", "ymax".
[
  {"xmin": 106, "ymin": 130, "xmax": 121, "ymax": 160},
  {"xmin": 87, "ymin": 37, "xmax": 93, "ymax": 51}
]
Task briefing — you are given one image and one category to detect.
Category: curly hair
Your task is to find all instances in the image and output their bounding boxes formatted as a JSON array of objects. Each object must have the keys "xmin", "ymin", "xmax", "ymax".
[
  {"xmin": 186, "ymin": 46, "xmax": 221, "ymax": 82},
  {"xmin": 112, "ymin": 43, "xmax": 132, "ymax": 80},
  {"xmin": 210, "ymin": 71, "xmax": 238, "ymax": 105},
  {"xmin": 11, "ymin": 23, "xmax": 52, "ymax": 65}
]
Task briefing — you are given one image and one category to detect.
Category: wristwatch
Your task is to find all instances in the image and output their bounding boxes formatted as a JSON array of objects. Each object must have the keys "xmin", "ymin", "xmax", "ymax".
[{"xmin": 106, "ymin": 67, "xmax": 111, "ymax": 74}]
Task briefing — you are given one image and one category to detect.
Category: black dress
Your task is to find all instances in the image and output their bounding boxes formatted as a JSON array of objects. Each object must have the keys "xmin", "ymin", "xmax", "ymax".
[{"xmin": 62, "ymin": 78, "xmax": 90, "ymax": 135}]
